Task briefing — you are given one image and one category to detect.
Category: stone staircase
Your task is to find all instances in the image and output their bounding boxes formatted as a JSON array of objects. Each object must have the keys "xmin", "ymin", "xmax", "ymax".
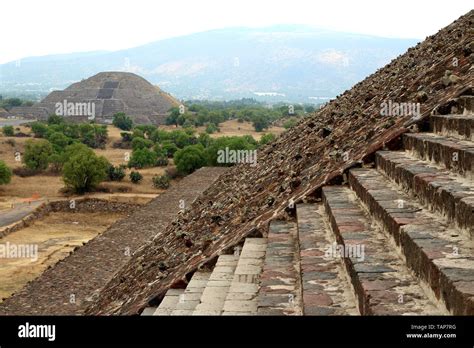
[{"xmin": 142, "ymin": 109, "xmax": 473, "ymax": 316}]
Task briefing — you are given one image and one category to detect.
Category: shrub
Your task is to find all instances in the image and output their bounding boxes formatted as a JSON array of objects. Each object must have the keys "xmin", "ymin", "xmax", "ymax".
[
  {"xmin": 2, "ymin": 125, "xmax": 14, "ymax": 136},
  {"xmin": 47, "ymin": 114, "xmax": 64, "ymax": 125},
  {"xmin": 205, "ymin": 123, "xmax": 219, "ymax": 134},
  {"xmin": 197, "ymin": 133, "xmax": 213, "ymax": 148},
  {"xmin": 107, "ymin": 164, "xmax": 126, "ymax": 182},
  {"xmin": 23, "ymin": 139, "xmax": 53, "ymax": 171},
  {"xmin": 62, "ymin": 147, "xmax": 108, "ymax": 193},
  {"xmin": 252, "ymin": 114, "xmax": 270, "ymax": 132},
  {"xmin": 259, "ymin": 133, "xmax": 276, "ymax": 146},
  {"xmin": 128, "ymin": 148, "xmax": 157, "ymax": 169},
  {"xmin": 120, "ymin": 132, "xmax": 133, "ymax": 143},
  {"xmin": 112, "ymin": 112, "xmax": 133, "ymax": 131},
  {"xmin": 174, "ymin": 144, "xmax": 207, "ymax": 175},
  {"xmin": 205, "ymin": 136, "xmax": 257, "ymax": 166},
  {"xmin": 169, "ymin": 130, "xmax": 196, "ymax": 149},
  {"xmin": 152, "ymin": 174, "xmax": 170, "ymax": 189},
  {"xmin": 131, "ymin": 137, "xmax": 153, "ymax": 151},
  {"xmin": 5, "ymin": 139, "xmax": 16, "ymax": 147},
  {"xmin": 49, "ymin": 153, "xmax": 66, "ymax": 173},
  {"xmin": 129, "ymin": 171, "xmax": 143, "ymax": 184},
  {"xmin": 12, "ymin": 167, "xmax": 37, "ymax": 177},
  {"xmin": 47, "ymin": 132, "xmax": 72, "ymax": 152},
  {"xmin": 155, "ymin": 156, "xmax": 169, "ymax": 167},
  {"xmin": 283, "ymin": 118, "xmax": 298, "ymax": 129},
  {"xmin": 160, "ymin": 141, "xmax": 178, "ymax": 157},
  {"xmin": 0, "ymin": 160, "xmax": 12, "ymax": 185}
]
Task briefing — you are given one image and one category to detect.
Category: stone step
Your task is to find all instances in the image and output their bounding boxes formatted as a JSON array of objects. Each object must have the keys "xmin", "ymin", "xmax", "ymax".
[
  {"xmin": 376, "ymin": 151, "xmax": 474, "ymax": 238},
  {"xmin": 296, "ymin": 203, "xmax": 359, "ymax": 315},
  {"xmin": 348, "ymin": 168, "xmax": 474, "ymax": 315},
  {"xmin": 430, "ymin": 114, "xmax": 474, "ymax": 141},
  {"xmin": 193, "ymin": 255, "xmax": 239, "ymax": 315},
  {"xmin": 458, "ymin": 95, "xmax": 474, "ymax": 115},
  {"xmin": 171, "ymin": 271, "xmax": 210, "ymax": 315},
  {"xmin": 403, "ymin": 133, "xmax": 474, "ymax": 177},
  {"xmin": 222, "ymin": 238, "xmax": 267, "ymax": 315},
  {"xmin": 140, "ymin": 307, "xmax": 157, "ymax": 316},
  {"xmin": 257, "ymin": 220, "xmax": 301, "ymax": 315},
  {"xmin": 322, "ymin": 186, "xmax": 443, "ymax": 315},
  {"xmin": 153, "ymin": 288, "xmax": 185, "ymax": 315}
]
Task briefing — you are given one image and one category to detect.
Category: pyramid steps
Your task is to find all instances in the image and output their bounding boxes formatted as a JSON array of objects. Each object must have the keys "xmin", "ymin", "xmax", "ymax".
[
  {"xmin": 153, "ymin": 289, "xmax": 185, "ymax": 316},
  {"xmin": 296, "ymin": 203, "xmax": 359, "ymax": 315},
  {"xmin": 402, "ymin": 133, "xmax": 474, "ymax": 176},
  {"xmin": 376, "ymin": 151, "xmax": 474, "ymax": 236},
  {"xmin": 140, "ymin": 307, "xmax": 157, "ymax": 316},
  {"xmin": 322, "ymin": 186, "xmax": 444, "ymax": 315},
  {"xmin": 171, "ymin": 271, "xmax": 210, "ymax": 315},
  {"xmin": 145, "ymin": 109, "xmax": 472, "ymax": 316},
  {"xmin": 348, "ymin": 168, "xmax": 473, "ymax": 315},
  {"xmin": 192, "ymin": 255, "xmax": 238, "ymax": 315},
  {"xmin": 257, "ymin": 221, "xmax": 301, "ymax": 315},
  {"xmin": 430, "ymin": 114, "xmax": 473, "ymax": 141},
  {"xmin": 222, "ymin": 238, "xmax": 267, "ymax": 315}
]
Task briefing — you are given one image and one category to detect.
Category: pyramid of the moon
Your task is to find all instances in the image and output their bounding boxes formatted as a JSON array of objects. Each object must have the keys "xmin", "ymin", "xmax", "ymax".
[{"xmin": 13, "ymin": 72, "xmax": 180, "ymax": 124}]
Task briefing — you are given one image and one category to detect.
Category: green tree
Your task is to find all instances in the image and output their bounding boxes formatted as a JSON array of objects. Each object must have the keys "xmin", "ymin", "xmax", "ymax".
[
  {"xmin": 259, "ymin": 133, "xmax": 276, "ymax": 146},
  {"xmin": 107, "ymin": 164, "xmax": 126, "ymax": 181},
  {"xmin": 47, "ymin": 132, "xmax": 72, "ymax": 153},
  {"xmin": 2, "ymin": 98, "xmax": 22, "ymax": 110},
  {"xmin": 283, "ymin": 118, "xmax": 298, "ymax": 129},
  {"xmin": 129, "ymin": 171, "xmax": 143, "ymax": 184},
  {"xmin": 152, "ymin": 174, "xmax": 170, "ymax": 189},
  {"xmin": 166, "ymin": 107, "xmax": 182, "ymax": 126},
  {"xmin": 0, "ymin": 160, "xmax": 12, "ymax": 185},
  {"xmin": 2, "ymin": 125, "xmax": 14, "ymax": 136},
  {"xmin": 205, "ymin": 123, "xmax": 219, "ymax": 134},
  {"xmin": 31, "ymin": 122, "xmax": 49, "ymax": 138},
  {"xmin": 131, "ymin": 137, "xmax": 153, "ymax": 151},
  {"xmin": 62, "ymin": 147, "xmax": 108, "ymax": 193},
  {"xmin": 128, "ymin": 148, "xmax": 157, "ymax": 169},
  {"xmin": 205, "ymin": 136, "xmax": 257, "ymax": 166},
  {"xmin": 160, "ymin": 141, "xmax": 178, "ymax": 157},
  {"xmin": 174, "ymin": 144, "xmax": 207, "ymax": 175},
  {"xmin": 252, "ymin": 114, "xmax": 270, "ymax": 132},
  {"xmin": 47, "ymin": 114, "xmax": 64, "ymax": 125},
  {"xmin": 23, "ymin": 139, "xmax": 53, "ymax": 171},
  {"xmin": 113, "ymin": 112, "xmax": 133, "ymax": 131}
]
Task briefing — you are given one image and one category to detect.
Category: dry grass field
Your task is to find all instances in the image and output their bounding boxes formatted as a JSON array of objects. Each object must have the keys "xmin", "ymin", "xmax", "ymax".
[
  {"xmin": 0, "ymin": 210, "xmax": 127, "ymax": 301},
  {"xmin": 161, "ymin": 119, "xmax": 285, "ymax": 140}
]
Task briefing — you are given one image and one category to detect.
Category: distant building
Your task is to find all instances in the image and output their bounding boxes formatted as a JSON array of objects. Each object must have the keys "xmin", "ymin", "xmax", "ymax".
[{"xmin": 8, "ymin": 72, "xmax": 179, "ymax": 125}]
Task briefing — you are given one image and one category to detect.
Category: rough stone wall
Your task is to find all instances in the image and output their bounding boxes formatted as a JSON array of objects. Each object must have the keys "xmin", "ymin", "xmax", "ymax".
[{"xmin": 86, "ymin": 10, "xmax": 473, "ymax": 315}]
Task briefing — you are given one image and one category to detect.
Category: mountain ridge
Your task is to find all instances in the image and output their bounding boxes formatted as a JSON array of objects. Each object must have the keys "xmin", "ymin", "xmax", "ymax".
[{"xmin": 0, "ymin": 25, "xmax": 418, "ymax": 102}]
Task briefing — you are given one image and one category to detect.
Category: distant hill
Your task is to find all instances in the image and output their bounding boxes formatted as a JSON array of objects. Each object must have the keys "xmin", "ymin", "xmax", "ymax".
[{"xmin": 0, "ymin": 26, "xmax": 419, "ymax": 102}]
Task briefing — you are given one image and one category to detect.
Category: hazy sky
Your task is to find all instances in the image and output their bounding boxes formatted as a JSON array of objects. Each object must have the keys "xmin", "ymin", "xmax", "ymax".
[{"xmin": 1, "ymin": 0, "xmax": 472, "ymax": 64}]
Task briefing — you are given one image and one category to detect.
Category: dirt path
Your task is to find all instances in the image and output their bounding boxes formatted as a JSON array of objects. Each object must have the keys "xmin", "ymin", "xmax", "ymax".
[{"xmin": 0, "ymin": 201, "xmax": 43, "ymax": 228}]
